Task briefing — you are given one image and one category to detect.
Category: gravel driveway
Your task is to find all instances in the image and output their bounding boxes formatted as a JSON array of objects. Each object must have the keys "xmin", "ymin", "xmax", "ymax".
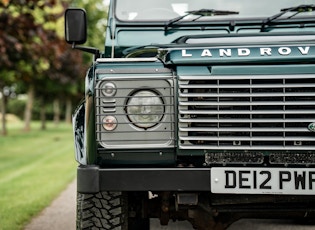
[{"xmin": 24, "ymin": 180, "xmax": 76, "ymax": 230}]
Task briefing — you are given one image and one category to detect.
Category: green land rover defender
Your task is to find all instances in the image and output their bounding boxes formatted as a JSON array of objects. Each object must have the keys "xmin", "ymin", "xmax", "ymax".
[{"xmin": 65, "ymin": 0, "xmax": 315, "ymax": 229}]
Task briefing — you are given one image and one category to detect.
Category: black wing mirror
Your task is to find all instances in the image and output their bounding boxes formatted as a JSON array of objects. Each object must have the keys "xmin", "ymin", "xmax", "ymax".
[{"xmin": 65, "ymin": 8, "xmax": 87, "ymax": 45}]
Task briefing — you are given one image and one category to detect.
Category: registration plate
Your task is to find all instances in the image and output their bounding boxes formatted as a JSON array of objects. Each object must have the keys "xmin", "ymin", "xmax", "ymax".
[{"xmin": 211, "ymin": 167, "xmax": 315, "ymax": 195}]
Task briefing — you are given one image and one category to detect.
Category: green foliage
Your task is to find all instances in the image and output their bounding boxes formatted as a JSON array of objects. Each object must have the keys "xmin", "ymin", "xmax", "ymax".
[
  {"xmin": 7, "ymin": 98, "xmax": 25, "ymax": 119},
  {"xmin": 70, "ymin": 0, "xmax": 109, "ymax": 62},
  {"xmin": 0, "ymin": 1, "xmax": 51, "ymax": 76},
  {"xmin": 0, "ymin": 0, "xmax": 89, "ymax": 133},
  {"xmin": 7, "ymin": 98, "xmax": 62, "ymax": 120},
  {"xmin": 0, "ymin": 122, "xmax": 76, "ymax": 230},
  {"xmin": 72, "ymin": 0, "xmax": 108, "ymax": 49}
]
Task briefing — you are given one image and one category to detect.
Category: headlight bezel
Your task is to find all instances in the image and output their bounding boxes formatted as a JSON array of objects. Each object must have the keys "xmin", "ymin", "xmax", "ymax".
[
  {"xmin": 95, "ymin": 74, "xmax": 174, "ymax": 149},
  {"xmin": 101, "ymin": 82, "xmax": 117, "ymax": 97}
]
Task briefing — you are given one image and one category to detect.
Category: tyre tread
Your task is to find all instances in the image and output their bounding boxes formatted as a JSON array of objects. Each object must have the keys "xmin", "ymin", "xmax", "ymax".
[{"xmin": 77, "ymin": 191, "xmax": 127, "ymax": 230}]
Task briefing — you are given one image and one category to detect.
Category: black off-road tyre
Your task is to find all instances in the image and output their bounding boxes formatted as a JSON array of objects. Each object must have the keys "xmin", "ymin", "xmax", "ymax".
[
  {"xmin": 77, "ymin": 191, "xmax": 128, "ymax": 230},
  {"xmin": 77, "ymin": 191, "xmax": 150, "ymax": 230}
]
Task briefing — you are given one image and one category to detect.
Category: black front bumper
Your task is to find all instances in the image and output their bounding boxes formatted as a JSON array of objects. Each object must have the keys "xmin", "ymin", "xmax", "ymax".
[{"xmin": 77, "ymin": 165, "xmax": 211, "ymax": 193}]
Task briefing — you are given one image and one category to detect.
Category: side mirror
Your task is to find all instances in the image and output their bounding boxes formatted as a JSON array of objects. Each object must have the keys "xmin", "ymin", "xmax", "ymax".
[{"xmin": 65, "ymin": 8, "xmax": 87, "ymax": 45}]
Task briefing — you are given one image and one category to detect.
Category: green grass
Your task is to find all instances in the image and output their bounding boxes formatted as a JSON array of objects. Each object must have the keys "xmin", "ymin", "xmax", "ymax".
[{"xmin": 0, "ymin": 122, "xmax": 77, "ymax": 230}]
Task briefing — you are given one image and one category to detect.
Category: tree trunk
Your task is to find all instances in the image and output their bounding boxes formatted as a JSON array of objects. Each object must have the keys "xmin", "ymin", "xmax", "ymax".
[
  {"xmin": 53, "ymin": 98, "xmax": 60, "ymax": 126},
  {"xmin": 24, "ymin": 84, "xmax": 35, "ymax": 132},
  {"xmin": 40, "ymin": 97, "xmax": 46, "ymax": 130},
  {"xmin": 0, "ymin": 88, "xmax": 8, "ymax": 136},
  {"xmin": 65, "ymin": 97, "xmax": 72, "ymax": 124}
]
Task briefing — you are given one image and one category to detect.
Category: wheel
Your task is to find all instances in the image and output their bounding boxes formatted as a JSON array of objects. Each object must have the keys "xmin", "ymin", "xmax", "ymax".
[
  {"xmin": 77, "ymin": 191, "xmax": 128, "ymax": 229},
  {"xmin": 77, "ymin": 191, "xmax": 150, "ymax": 230}
]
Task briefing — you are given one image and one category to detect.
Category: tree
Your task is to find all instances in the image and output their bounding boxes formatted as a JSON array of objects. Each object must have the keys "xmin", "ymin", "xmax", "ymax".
[
  {"xmin": 0, "ymin": 1, "xmax": 47, "ymax": 134},
  {"xmin": 0, "ymin": 70, "xmax": 15, "ymax": 135},
  {"xmin": 0, "ymin": 0, "xmax": 106, "ymax": 134},
  {"xmin": 40, "ymin": 37, "xmax": 85, "ymax": 128},
  {"xmin": 0, "ymin": 0, "xmax": 85, "ymax": 133}
]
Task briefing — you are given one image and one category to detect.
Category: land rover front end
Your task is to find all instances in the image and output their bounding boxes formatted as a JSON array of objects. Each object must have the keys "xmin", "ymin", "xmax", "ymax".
[{"xmin": 66, "ymin": 1, "xmax": 315, "ymax": 229}]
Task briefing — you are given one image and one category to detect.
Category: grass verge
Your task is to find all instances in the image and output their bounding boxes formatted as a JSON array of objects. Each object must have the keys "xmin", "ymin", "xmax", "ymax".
[{"xmin": 0, "ymin": 122, "xmax": 77, "ymax": 230}]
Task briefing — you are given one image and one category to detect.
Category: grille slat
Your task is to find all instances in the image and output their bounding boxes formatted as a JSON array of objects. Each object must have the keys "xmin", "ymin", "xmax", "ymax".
[
  {"xmin": 179, "ymin": 74, "xmax": 315, "ymax": 150},
  {"xmin": 180, "ymin": 92, "xmax": 315, "ymax": 97},
  {"xmin": 179, "ymin": 83, "xmax": 315, "ymax": 89},
  {"xmin": 179, "ymin": 127, "xmax": 308, "ymax": 132},
  {"xmin": 180, "ymin": 101, "xmax": 315, "ymax": 106},
  {"xmin": 179, "ymin": 110, "xmax": 315, "ymax": 114},
  {"xmin": 180, "ymin": 118, "xmax": 315, "ymax": 123},
  {"xmin": 180, "ymin": 136, "xmax": 314, "ymax": 141}
]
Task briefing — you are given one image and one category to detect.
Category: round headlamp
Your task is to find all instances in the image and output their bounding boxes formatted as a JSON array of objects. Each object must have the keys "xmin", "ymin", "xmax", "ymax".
[{"xmin": 126, "ymin": 90, "xmax": 164, "ymax": 129}]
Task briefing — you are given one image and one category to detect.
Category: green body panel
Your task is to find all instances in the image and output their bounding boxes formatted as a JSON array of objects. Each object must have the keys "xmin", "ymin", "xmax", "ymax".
[
  {"xmin": 176, "ymin": 64, "xmax": 315, "ymax": 76},
  {"xmin": 85, "ymin": 95, "xmax": 97, "ymax": 164},
  {"xmin": 105, "ymin": 22, "xmax": 315, "ymax": 58}
]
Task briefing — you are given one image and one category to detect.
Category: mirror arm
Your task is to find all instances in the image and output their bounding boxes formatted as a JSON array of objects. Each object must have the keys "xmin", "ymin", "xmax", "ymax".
[{"xmin": 72, "ymin": 43, "xmax": 100, "ymax": 60}]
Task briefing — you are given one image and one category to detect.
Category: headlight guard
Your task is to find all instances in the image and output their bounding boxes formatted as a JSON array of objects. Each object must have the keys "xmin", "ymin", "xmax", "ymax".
[{"xmin": 95, "ymin": 74, "xmax": 175, "ymax": 149}]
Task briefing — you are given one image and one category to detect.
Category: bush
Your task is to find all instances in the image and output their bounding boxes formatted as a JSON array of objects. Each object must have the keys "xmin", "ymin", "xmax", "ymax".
[
  {"xmin": 7, "ymin": 98, "xmax": 66, "ymax": 120},
  {"xmin": 7, "ymin": 98, "xmax": 25, "ymax": 119}
]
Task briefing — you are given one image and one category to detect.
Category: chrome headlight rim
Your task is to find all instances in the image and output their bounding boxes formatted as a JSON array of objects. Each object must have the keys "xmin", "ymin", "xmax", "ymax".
[
  {"xmin": 125, "ymin": 89, "xmax": 165, "ymax": 129},
  {"xmin": 101, "ymin": 82, "xmax": 117, "ymax": 97}
]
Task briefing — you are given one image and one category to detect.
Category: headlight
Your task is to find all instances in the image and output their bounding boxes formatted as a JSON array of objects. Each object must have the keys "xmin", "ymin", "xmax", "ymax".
[{"xmin": 126, "ymin": 90, "xmax": 164, "ymax": 129}]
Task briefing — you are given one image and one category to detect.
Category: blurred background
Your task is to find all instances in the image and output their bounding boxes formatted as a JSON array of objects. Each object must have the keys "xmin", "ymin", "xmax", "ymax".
[
  {"xmin": 0, "ymin": 1, "xmax": 108, "ymax": 229},
  {"xmin": 0, "ymin": 0, "xmax": 108, "ymax": 134}
]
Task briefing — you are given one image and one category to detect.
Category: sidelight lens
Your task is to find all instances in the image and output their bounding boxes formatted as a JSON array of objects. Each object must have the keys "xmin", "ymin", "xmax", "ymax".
[
  {"xmin": 102, "ymin": 115, "xmax": 117, "ymax": 131},
  {"xmin": 102, "ymin": 82, "xmax": 117, "ymax": 97}
]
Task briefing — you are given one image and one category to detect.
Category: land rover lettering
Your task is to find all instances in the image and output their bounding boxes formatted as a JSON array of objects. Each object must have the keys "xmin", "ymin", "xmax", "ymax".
[{"xmin": 180, "ymin": 46, "xmax": 312, "ymax": 58}]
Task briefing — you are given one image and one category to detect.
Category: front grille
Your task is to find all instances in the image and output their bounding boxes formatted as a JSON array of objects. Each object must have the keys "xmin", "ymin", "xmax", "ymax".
[{"xmin": 178, "ymin": 74, "xmax": 315, "ymax": 150}]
